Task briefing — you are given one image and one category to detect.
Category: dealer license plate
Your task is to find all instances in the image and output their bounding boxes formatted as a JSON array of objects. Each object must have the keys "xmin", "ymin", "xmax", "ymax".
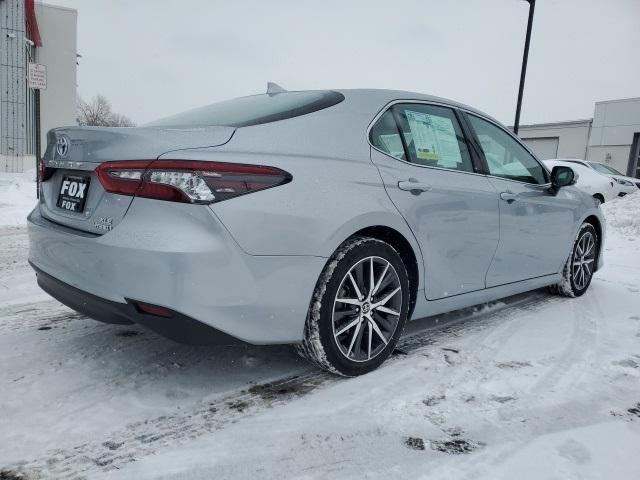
[{"xmin": 56, "ymin": 175, "xmax": 90, "ymax": 212}]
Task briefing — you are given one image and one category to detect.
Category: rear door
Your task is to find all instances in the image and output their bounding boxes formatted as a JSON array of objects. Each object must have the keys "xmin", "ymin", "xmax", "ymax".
[
  {"xmin": 370, "ymin": 103, "xmax": 499, "ymax": 300},
  {"xmin": 463, "ymin": 113, "xmax": 579, "ymax": 287}
]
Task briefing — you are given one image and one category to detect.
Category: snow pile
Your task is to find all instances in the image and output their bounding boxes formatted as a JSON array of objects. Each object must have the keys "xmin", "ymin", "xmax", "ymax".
[
  {"xmin": 601, "ymin": 191, "xmax": 640, "ymax": 237},
  {"xmin": 0, "ymin": 171, "xmax": 37, "ymax": 226}
]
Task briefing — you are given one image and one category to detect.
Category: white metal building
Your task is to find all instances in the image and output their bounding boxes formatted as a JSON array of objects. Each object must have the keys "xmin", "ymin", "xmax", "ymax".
[
  {"xmin": 518, "ymin": 97, "xmax": 640, "ymax": 179},
  {"xmin": 518, "ymin": 119, "xmax": 592, "ymax": 161},
  {"xmin": 589, "ymin": 98, "xmax": 640, "ymax": 179},
  {"xmin": 0, "ymin": 0, "xmax": 77, "ymax": 173}
]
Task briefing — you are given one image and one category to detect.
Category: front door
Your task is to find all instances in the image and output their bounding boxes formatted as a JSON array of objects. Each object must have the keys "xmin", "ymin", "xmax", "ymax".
[
  {"xmin": 370, "ymin": 103, "xmax": 499, "ymax": 300},
  {"xmin": 464, "ymin": 113, "xmax": 579, "ymax": 287}
]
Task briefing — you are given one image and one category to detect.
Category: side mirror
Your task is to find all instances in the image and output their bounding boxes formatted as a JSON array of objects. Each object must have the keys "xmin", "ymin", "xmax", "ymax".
[{"xmin": 550, "ymin": 166, "xmax": 577, "ymax": 189}]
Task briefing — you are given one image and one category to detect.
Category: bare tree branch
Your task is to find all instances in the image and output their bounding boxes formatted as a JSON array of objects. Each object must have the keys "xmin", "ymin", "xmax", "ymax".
[{"xmin": 77, "ymin": 95, "xmax": 136, "ymax": 127}]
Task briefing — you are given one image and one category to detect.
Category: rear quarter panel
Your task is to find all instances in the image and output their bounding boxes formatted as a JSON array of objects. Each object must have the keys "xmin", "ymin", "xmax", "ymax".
[{"xmin": 161, "ymin": 149, "xmax": 421, "ymax": 259}]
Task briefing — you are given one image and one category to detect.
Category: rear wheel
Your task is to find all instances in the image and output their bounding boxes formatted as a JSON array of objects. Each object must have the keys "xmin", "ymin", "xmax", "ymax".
[
  {"xmin": 297, "ymin": 237, "xmax": 410, "ymax": 376},
  {"xmin": 549, "ymin": 223, "xmax": 599, "ymax": 297}
]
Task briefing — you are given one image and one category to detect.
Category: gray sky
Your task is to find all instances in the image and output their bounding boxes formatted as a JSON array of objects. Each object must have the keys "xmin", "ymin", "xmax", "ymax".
[{"xmin": 50, "ymin": 0, "xmax": 640, "ymax": 126}]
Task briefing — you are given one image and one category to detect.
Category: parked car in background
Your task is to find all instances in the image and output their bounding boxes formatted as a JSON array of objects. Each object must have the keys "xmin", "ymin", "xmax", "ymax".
[
  {"xmin": 29, "ymin": 88, "xmax": 605, "ymax": 376},
  {"xmin": 544, "ymin": 159, "xmax": 616, "ymax": 204},
  {"xmin": 560, "ymin": 159, "xmax": 640, "ymax": 194}
]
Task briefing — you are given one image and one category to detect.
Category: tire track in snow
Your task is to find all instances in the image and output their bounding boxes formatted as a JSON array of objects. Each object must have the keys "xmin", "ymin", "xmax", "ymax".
[
  {"xmin": 2, "ymin": 291, "xmax": 563, "ymax": 479},
  {"xmin": 447, "ymin": 294, "xmax": 617, "ymax": 480},
  {"xmin": 528, "ymin": 294, "xmax": 599, "ymax": 396}
]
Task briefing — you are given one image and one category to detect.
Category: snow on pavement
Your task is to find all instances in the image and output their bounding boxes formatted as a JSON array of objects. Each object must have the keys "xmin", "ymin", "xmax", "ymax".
[
  {"xmin": 1, "ymin": 174, "xmax": 639, "ymax": 479},
  {"xmin": 0, "ymin": 171, "xmax": 38, "ymax": 227}
]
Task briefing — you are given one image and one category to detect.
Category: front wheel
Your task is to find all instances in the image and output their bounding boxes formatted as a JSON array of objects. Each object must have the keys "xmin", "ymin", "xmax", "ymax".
[
  {"xmin": 549, "ymin": 222, "xmax": 599, "ymax": 297},
  {"xmin": 296, "ymin": 237, "xmax": 410, "ymax": 376}
]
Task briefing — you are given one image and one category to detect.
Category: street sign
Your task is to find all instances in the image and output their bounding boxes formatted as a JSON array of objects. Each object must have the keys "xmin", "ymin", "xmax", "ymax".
[{"xmin": 28, "ymin": 63, "xmax": 47, "ymax": 89}]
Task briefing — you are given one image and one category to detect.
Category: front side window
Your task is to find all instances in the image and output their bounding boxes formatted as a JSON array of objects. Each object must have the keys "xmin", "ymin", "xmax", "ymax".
[
  {"xmin": 467, "ymin": 114, "xmax": 547, "ymax": 184},
  {"xmin": 146, "ymin": 90, "xmax": 345, "ymax": 128}
]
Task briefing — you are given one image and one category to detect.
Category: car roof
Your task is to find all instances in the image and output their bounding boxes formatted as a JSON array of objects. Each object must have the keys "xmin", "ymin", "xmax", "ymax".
[
  {"xmin": 545, "ymin": 159, "xmax": 590, "ymax": 170},
  {"xmin": 554, "ymin": 158, "xmax": 587, "ymax": 163},
  {"xmin": 334, "ymin": 88, "xmax": 502, "ymax": 125}
]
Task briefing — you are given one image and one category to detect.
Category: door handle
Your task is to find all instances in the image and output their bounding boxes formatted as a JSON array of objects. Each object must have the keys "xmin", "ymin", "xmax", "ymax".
[
  {"xmin": 398, "ymin": 178, "xmax": 432, "ymax": 194},
  {"xmin": 500, "ymin": 191, "xmax": 518, "ymax": 203}
]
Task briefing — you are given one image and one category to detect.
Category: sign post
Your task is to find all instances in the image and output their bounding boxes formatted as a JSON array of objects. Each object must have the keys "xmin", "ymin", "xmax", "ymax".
[{"xmin": 28, "ymin": 63, "xmax": 46, "ymax": 197}]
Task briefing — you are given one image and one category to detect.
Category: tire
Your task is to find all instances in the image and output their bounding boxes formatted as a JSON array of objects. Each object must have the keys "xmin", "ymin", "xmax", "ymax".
[
  {"xmin": 593, "ymin": 194, "xmax": 604, "ymax": 205},
  {"xmin": 549, "ymin": 222, "xmax": 599, "ymax": 297},
  {"xmin": 296, "ymin": 236, "xmax": 410, "ymax": 376}
]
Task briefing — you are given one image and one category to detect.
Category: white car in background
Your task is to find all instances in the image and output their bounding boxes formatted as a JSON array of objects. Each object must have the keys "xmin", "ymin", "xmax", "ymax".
[
  {"xmin": 544, "ymin": 159, "xmax": 616, "ymax": 204},
  {"xmin": 559, "ymin": 159, "xmax": 639, "ymax": 195}
]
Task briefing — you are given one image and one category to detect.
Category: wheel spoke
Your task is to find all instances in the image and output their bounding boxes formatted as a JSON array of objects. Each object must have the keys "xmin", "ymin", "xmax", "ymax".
[
  {"xmin": 336, "ymin": 297, "xmax": 360, "ymax": 306},
  {"xmin": 333, "ymin": 307, "xmax": 358, "ymax": 321},
  {"xmin": 348, "ymin": 272, "xmax": 364, "ymax": 301},
  {"xmin": 368, "ymin": 315, "xmax": 388, "ymax": 345},
  {"xmin": 369, "ymin": 258, "xmax": 375, "ymax": 299},
  {"xmin": 367, "ymin": 322, "xmax": 372, "ymax": 360},
  {"xmin": 372, "ymin": 263, "xmax": 390, "ymax": 296},
  {"xmin": 376, "ymin": 305, "xmax": 400, "ymax": 316},
  {"xmin": 353, "ymin": 319, "xmax": 367, "ymax": 358},
  {"xmin": 374, "ymin": 286, "xmax": 401, "ymax": 308},
  {"xmin": 346, "ymin": 320, "xmax": 362, "ymax": 356},
  {"xmin": 372, "ymin": 311, "xmax": 395, "ymax": 331},
  {"xmin": 335, "ymin": 317, "xmax": 361, "ymax": 337},
  {"xmin": 585, "ymin": 236, "xmax": 594, "ymax": 255}
]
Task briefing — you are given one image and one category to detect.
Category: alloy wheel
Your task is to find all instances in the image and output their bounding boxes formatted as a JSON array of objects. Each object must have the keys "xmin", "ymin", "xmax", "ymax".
[
  {"xmin": 332, "ymin": 256, "xmax": 402, "ymax": 362},
  {"xmin": 572, "ymin": 230, "xmax": 596, "ymax": 290}
]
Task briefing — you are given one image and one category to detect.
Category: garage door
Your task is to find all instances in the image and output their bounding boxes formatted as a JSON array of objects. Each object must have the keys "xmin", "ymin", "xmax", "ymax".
[{"xmin": 522, "ymin": 137, "xmax": 559, "ymax": 160}]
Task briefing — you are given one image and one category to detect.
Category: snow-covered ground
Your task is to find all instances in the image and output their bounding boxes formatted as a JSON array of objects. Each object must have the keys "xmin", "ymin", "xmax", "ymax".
[
  {"xmin": 1, "ymin": 173, "xmax": 639, "ymax": 479},
  {"xmin": 0, "ymin": 172, "xmax": 38, "ymax": 227}
]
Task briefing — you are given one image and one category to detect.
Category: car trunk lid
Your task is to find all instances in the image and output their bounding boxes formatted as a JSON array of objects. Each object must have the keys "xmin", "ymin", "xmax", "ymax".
[{"xmin": 38, "ymin": 125, "xmax": 235, "ymax": 234}]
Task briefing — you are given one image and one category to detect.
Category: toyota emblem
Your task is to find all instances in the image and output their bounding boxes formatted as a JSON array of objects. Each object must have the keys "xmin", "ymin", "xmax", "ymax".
[{"xmin": 56, "ymin": 136, "xmax": 70, "ymax": 158}]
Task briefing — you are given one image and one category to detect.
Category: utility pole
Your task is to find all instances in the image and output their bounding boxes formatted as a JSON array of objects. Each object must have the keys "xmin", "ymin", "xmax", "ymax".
[{"xmin": 513, "ymin": 0, "xmax": 536, "ymax": 135}]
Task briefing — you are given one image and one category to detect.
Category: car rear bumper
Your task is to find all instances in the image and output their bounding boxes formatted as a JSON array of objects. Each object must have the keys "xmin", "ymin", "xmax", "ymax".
[
  {"xmin": 31, "ymin": 263, "xmax": 244, "ymax": 344},
  {"xmin": 27, "ymin": 199, "xmax": 326, "ymax": 344}
]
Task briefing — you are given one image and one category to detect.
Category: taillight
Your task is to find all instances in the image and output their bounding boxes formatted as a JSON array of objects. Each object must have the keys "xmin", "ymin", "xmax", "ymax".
[
  {"xmin": 38, "ymin": 160, "xmax": 55, "ymax": 182},
  {"xmin": 95, "ymin": 160, "xmax": 291, "ymax": 204},
  {"xmin": 96, "ymin": 160, "xmax": 153, "ymax": 196}
]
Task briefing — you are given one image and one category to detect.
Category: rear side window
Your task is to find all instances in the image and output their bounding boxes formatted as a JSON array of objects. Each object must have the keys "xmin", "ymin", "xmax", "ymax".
[
  {"xmin": 370, "ymin": 103, "xmax": 474, "ymax": 173},
  {"xmin": 147, "ymin": 91, "xmax": 345, "ymax": 128},
  {"xmin": 370, "ymin": 110, "xmax": 405, "ymax": 160}
]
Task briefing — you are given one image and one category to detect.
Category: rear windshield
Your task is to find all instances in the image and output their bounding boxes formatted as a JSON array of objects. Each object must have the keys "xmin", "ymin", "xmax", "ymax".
[
  {"xmin": 146, "ymin": 90, "xmax": 345, "ymax": 128},
  {"xmin": 588, "ymin": 161, "xmax": 623, "ymax": 176}
]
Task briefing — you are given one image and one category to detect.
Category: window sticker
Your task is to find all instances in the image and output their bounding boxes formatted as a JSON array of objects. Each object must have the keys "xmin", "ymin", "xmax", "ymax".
[{"xmin": 405, "ymin": 110, "xmax": 463, "ymax": 167}]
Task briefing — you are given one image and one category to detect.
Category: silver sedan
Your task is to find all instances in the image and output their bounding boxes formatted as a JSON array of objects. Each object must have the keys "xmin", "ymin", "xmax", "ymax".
[{"xmin": 28, "ymin": 86, "xmax": 604, "ymax": 376}]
